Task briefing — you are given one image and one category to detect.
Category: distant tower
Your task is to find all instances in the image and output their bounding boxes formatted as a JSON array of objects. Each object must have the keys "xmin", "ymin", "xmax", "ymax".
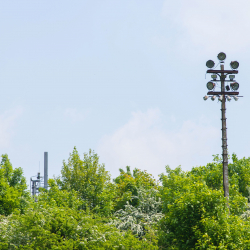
[
  {"xmin": 30, "ymin": 152, "xmax": 48, "ymax": 197},
  {"xmin": 30, "ymin": 171, "xmax": 43, "ymax": 198},
  {"xmin": 44, "ymin": 152, "xmax": 48, "ymax": 190}
]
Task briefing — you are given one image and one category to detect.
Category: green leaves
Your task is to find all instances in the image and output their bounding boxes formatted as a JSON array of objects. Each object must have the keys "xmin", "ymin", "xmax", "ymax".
[
  {"xmin": 0, "ymin": 154, "xmax": 29, "ymax": 216},
  {"xmin": 111, "ymin": 187, "xmax": 162, "ymax": 240},
  {"xmin": 113, "ymin": 166, "xmax": 159, "ymax": 211},
  {"xmin": 159, "ymin": 160, "xmax": 250, "ymax": 249},
  {"xmin": 56, "ymin": 148, "xmax": 115, "ymax": 215},
  {"xmin": 160, "ymin": 181, "xmax": 228, "ymax": 249},
  {"xmin": 0, "ymin": 201, "xmax": 157, "ymax": 249},
  {"xmin": 37, "ymin": 179, "xmax": 83, "ymax": 210},
  {"xmin": 2, "ymin": 149, "xmax": 250, "ymax": 249}
]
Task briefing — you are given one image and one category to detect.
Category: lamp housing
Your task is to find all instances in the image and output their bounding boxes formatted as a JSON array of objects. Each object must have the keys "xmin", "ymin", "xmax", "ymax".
[
  {"xmin": 230, "ymin": 82, "xmax": 239, "ymax": 91},
  {"xmin": 233, "ymin": 96, "xmax": 239, "ymax": 101},
  {"xmin": 206, "ymin": 60, "xmax": 215, "ymax": 68},
  {"xmin": 207, "ymin": 81, "xmax": 215, "ymax": 90},
  {"xmin": 211, "ymin": 74, "xmax": 217, "ymax": 80},
  {"xmin": 229, "ymin": 75, "xmax": 235, "ymax": 80},
  {"xmin": 230, "ymin": 61, "xmax": 239, "ymax": 69},
  {"xmin": 211, "ymin": 96, "xmax": 216, "ymax": 101},
  {"xmin": 226, "ymin": 96, "xmax": 231, "ymax": 102},
  {"xmin": 218, "ymin": 95, "xmax": 223, "ymax": 102},
  {"xmin": 203, "ymin": 95, "xmax": 208, "ymax": 101},
  {"xmin": 217, "ymin": 52, "xmax": 226, "ymax": 61}
]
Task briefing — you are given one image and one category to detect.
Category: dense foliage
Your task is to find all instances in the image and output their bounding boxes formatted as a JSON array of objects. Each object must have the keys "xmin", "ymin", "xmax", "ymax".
[
  {"xmin": 0, "ymin": 154, "xmax": 29, "ymax": 216},
  {"xmin": 1, "ymin": 150, "xmax": 250, "ymax": 249},
  {"xmin": 55, "ymin": 148, "xmax": 115, "ymax": 214},
  {"xmin": 159, "ymin": 166, "xmax": 249, "ymax": 249},
  {"xmin": 113, "ymin": 166, "xmax": 159, "ymax": 211}
]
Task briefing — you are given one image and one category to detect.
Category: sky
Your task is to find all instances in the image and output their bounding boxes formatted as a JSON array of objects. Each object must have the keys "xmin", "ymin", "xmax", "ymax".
[{"xmin": 1, "ymin": 0, "xmax": 250, "ymax": 185}]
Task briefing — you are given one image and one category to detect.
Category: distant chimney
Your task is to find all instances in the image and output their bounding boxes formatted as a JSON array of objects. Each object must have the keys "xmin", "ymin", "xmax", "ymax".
[{"xmin": 44, "ymin": 152, "xmax": 48, "ymax": 190}]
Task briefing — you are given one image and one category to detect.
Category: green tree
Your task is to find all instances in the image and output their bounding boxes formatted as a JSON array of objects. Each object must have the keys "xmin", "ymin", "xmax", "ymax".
[
  {"xmin": 190, "ymin": 154, "xmax": 250, "ymax": 199},
  {"xmin": 56, "ymin": 147, "xmax": 115, "ymax": 215},
  {"xmin": 229, "ymin": 154, "xmax": 250, "ymax": 198},
  {"xmin": 0, "ymin": 154, "xmax": 29, "ymax": 216},
  {"xmin": 159, "ymin": 165, "xmax": 249, "ymax": 249},
  {"xmin": 0, "ymin": 194, "xmax": 158, "ymax": 249},
  {"xmin": 111, "ymin": 186, "xmax": 162, "ymax": 245},
  {"xmin": 113, "ymin": 166, "xmax": 159, "ymax": 210},
  {"xmin": 38, "ymin": 179, "xmax": 83, "ymax": 210}
]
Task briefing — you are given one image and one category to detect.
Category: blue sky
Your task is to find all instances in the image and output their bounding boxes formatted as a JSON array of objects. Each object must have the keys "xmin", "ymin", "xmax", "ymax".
[{"xmin": 1, "ymin": 0, "xmax": 250, "ymax": 183}]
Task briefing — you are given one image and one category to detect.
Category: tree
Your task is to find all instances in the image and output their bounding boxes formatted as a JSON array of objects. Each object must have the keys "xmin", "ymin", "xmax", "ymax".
[
  {"xmin": 113, "ymin": 166, "xmax": 159, "ymax": 210},
  {"xmin": 56, "ymin": 147, "xmax": 115, "ymax": 214},
  {"xmin": 190, "ymin": 154, "xmax": 250, "ymax": 199},
  {"xmin": 111, "ymin": 186, "xmax": 162, "ymax": 245},
  {"xmin": 0, "ymin": 190, "xmax": 158, "ymax": 249},
  {"xmin": 38, "ymin": 179, "xmax": 83, "ymax": 210},
  {"xmin": 0, "ymin": 154, "xmax": 29, "ymax": 216},
  {"xmin": 229, "ymin": 154, "xmax": 250, "ymax": 198},
  {"xmin": 159, "ymin": 164, "xmax": 249, "ymax": 249}
]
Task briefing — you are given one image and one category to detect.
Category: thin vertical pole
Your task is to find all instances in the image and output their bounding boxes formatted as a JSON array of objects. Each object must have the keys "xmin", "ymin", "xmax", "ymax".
[
  {"xmin": 44, "ymin": 152, "xmax": 48, "ymax": 190},
  {"xmin": 221, "ymin": 64, "xmax": 229, "ymax": 200},
  {"xmin": 32, "ymin": 180, "xmax": 35, "ymax": 197}
]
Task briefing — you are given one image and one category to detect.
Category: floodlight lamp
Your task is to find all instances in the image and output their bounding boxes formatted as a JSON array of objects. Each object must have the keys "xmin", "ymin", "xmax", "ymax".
[
  {"xmin": 218, "ymin": 95, "xmax": 223, "ymax": 102},
  {"xmin": 203, "ymin": 95, "xmax": 208, "ymax": 101},
  {"xmin": 211, "ymin": 74, "xmax": 217, "ymax": 80},
  {"xmin": 227, "ymin": 96, "xmax": 231, "ymax": 102},
  {"xmin": 230, "ymin": 61, "xmax": 239, "ymax": 69},
  {"xmin": 226, "ymin": 85, "xmax": 230, "ymax": 91},
  {"xmin": 206, "ymin": 60, "xmax": 215, "ymax": 68},
  {"xmin": 233, "ymin": 96, "xmax": 239, "ymax": 101},
  {"xmin": 217, "ymin": 52, "xmax": 226, "ymax": 61},
  {"xmin": 230, "ymin": 82, "xmax": 239, "ymax": 91},
  {"xmin": 207, "ymin": 81, "xmax": 215, "ymax": 90},
  {"xmin": 229, "ymin": 75, "xmax": 235, "ymax": 80},
  {"xmin": 211, "ymin": 95, "xmax": 216, "ymax": 101}
]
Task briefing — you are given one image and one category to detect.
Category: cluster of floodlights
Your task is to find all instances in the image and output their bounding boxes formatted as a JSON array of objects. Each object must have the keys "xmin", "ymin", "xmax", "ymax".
[
  {"xmin": 206, "ymin": 52, "xmax": 239, "ymax": 69},
  {"xmin": 203, "ymin": 95, "xmax": 238, "ymax": 101},
  {"xmin": 206, "ymin": 80, "xmax": 239, "ymax": 91},
  {"xmin": 204, "ymin": 52, "xmax": 239, "ymax": 101}
]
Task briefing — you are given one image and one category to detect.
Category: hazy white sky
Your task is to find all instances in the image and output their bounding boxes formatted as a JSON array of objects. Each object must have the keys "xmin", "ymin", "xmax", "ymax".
[{"xmin": 1, "ymin": 0, "xmax": 250, "ymax": 182}]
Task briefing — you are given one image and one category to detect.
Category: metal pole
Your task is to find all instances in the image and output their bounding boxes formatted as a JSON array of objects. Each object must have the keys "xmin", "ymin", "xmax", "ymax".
[
  {"xmin": 44, "ymin": 152, "xmax": 48, "ymax": 190},
  {"xmin": 220, "ymin": 64, "xmax": 229, "ymax": 199},
  {"xmin": 32, "ymin": 180, "xmax": 36, "ymax": 197}
]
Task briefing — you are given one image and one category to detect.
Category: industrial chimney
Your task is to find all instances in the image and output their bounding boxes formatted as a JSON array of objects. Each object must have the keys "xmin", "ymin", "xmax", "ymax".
[{"xmin": 44, "ymin": 152, "xmax": 48, "ymax": 190}]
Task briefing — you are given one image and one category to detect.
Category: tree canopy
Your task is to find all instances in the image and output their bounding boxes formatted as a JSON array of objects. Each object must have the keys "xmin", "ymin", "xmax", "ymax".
[
  {"xmin": 0, "ymin": 154, "xmax": 29, "ymax": 216},
  {"xmin": 1, "ymin": 150, "xmax": 250, "ymax": 249}
]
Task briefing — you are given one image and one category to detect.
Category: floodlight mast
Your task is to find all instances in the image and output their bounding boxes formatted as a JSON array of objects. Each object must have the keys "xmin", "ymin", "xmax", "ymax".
[{"xmin": 204, "ymin": 52, "xmax": 241, "ymax": 205}]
